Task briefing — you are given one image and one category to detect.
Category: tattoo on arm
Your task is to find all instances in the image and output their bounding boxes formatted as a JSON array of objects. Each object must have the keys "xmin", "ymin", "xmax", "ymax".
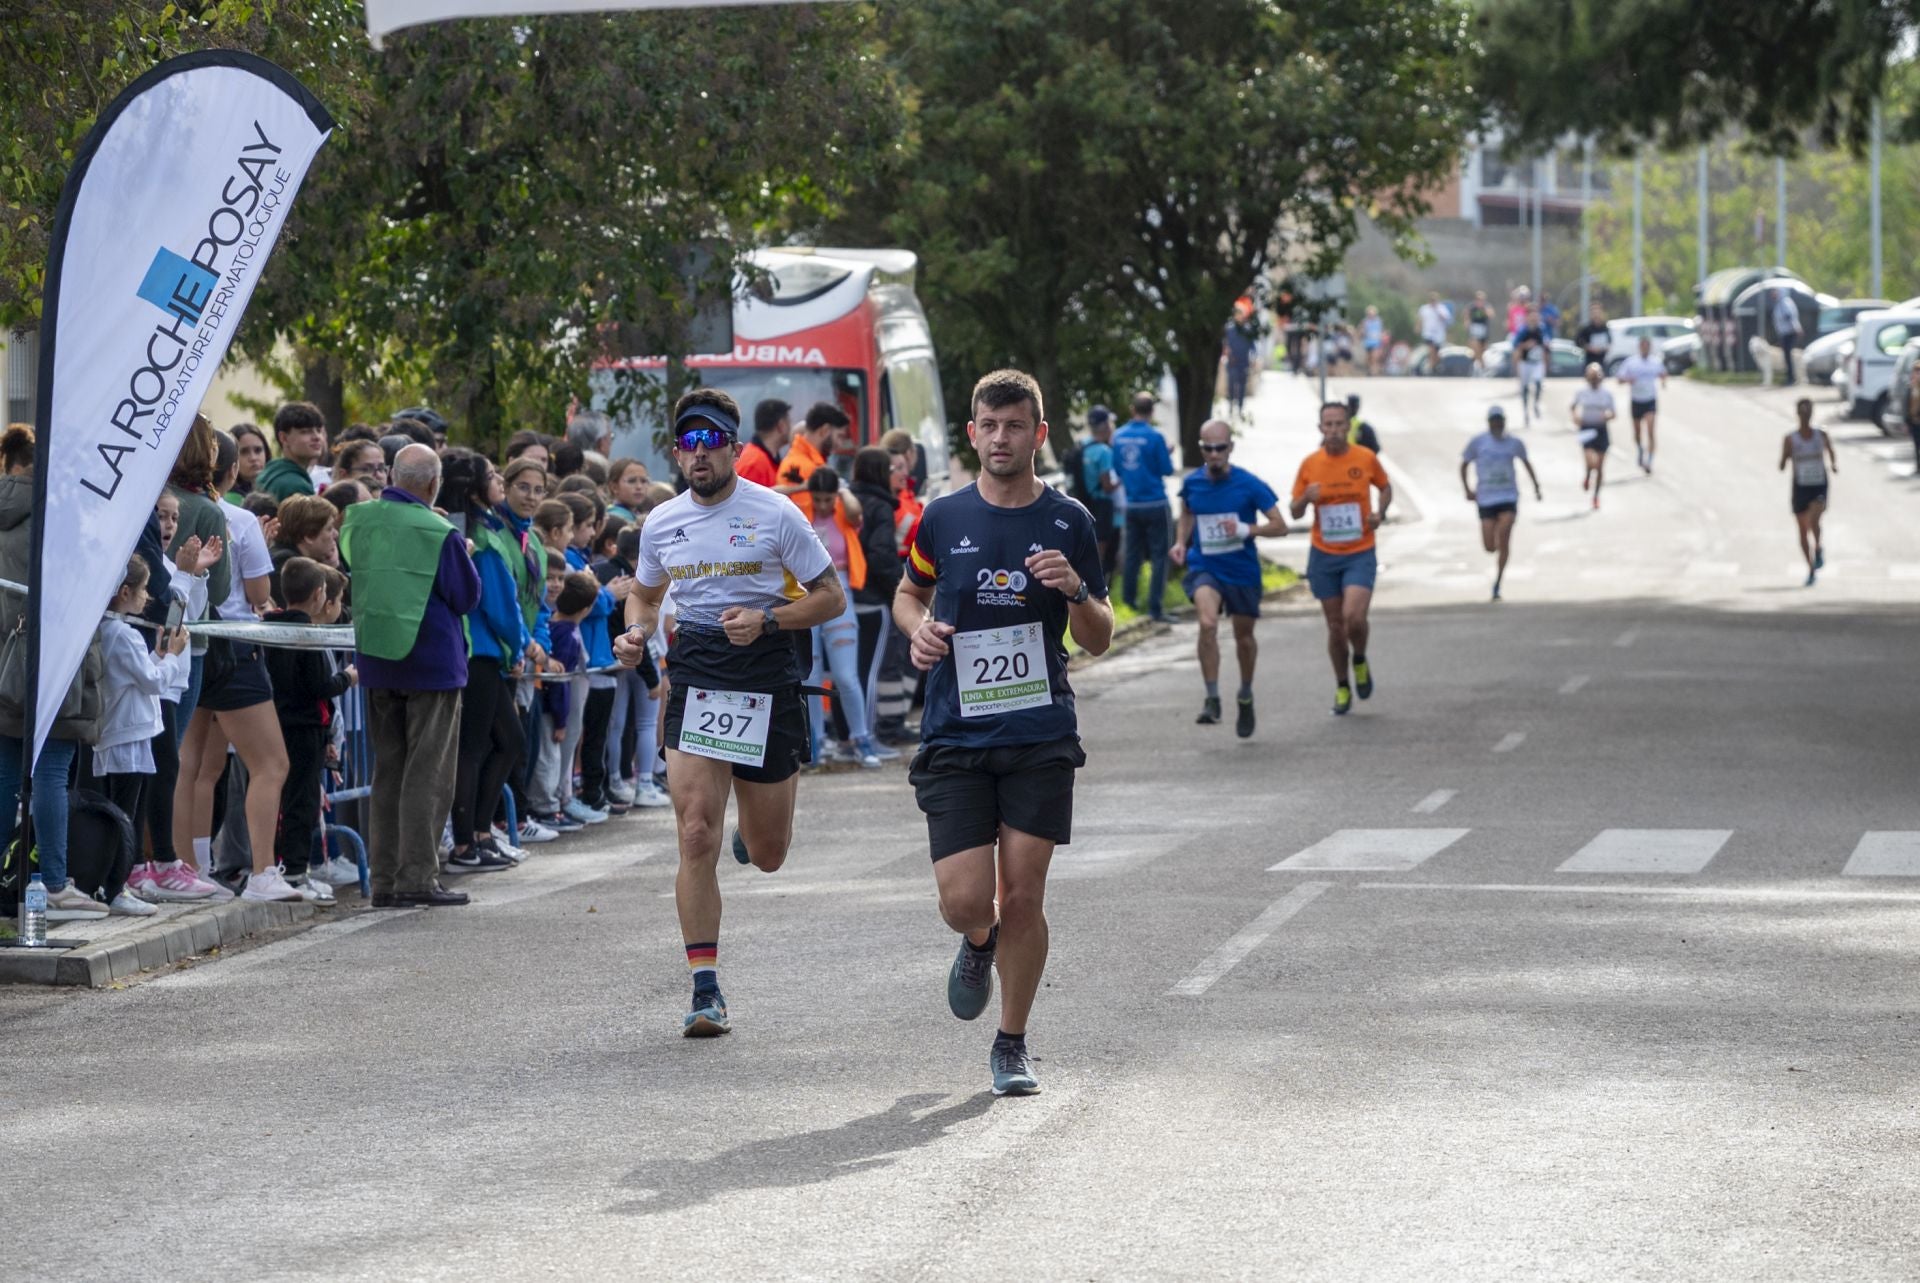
[{"xmin": 804, "ymin": 569, "xmax": 838, "ymax": 594}]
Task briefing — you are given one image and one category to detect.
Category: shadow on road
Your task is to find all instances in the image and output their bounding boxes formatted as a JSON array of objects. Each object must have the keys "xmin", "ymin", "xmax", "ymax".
[{"xmin": 608, "ymin": 1091, "xmax": 995, "ymax": 1216}]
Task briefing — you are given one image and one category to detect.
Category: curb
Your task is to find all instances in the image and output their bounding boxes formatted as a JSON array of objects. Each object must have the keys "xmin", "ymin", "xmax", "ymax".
[
  {"xmin": 0, "ymin": 897, "xmax": 318, "ymax": 988},
  {"xmin": 1070, "ymin": 573, "xmax": 1307, "ymax": 669}
]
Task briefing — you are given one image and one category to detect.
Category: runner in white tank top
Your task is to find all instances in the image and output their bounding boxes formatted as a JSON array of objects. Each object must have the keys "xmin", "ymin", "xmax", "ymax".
[{"xmin": 1778, "ymin": 397, "xmax": 1838, "ymax": 586}]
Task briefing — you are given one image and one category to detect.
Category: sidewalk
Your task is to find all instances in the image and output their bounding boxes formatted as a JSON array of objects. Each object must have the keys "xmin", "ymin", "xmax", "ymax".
[{"xmin": 0, "ymin": 895, "xmax": 319, "ymax": 987}]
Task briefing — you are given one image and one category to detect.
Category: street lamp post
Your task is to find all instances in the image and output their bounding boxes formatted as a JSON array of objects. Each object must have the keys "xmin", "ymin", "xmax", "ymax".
[
  {"xmin": 1632, "ymin": 153, "xmax": 1644, "ymax": 316},
  {"xmin": 1697, "ymin": 144, "xmax": 1709, "ymax": 291},
  {"xmin": 1579, "ymin": 138, "xmax": 1592, "ymax": 317},
  {"xmin": 1775, "ymin": 156, "xmax": 1787, "ymax": 269},
  {"xmin": 1872, "ymin": 101, "xmax": 1884, "ymax": 298}
]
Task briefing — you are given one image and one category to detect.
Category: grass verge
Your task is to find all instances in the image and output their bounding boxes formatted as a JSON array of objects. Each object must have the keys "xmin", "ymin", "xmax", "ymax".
[{"xmin": 1070, "ymin": 560, "xmax": 1298, "ymax": 655}]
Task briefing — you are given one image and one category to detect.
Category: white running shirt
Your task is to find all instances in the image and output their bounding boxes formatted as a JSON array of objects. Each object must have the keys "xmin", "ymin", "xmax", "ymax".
[
  {"xmin": 636, "ymin": 478, "xmax": 831, "ymax": 628},
  {"xmin": 1572, "ymin": 386, "xmax": 1615, "ymax": 427},
  {"xmin": 1619, "ymin": 355, "xmax": 1665, "ymax": 402},
  {"xmin": 216, "ymin": 502, "xmax": 274, "ymax": 621}
]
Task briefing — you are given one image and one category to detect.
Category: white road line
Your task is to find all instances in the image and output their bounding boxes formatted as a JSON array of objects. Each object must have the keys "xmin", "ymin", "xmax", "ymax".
[
  {"xmin": 1493, "ymin": 731, "xmax": 1526, "ymax": 753},
  {"xmin": 1360, "ymin": 881, "xmax": 1920, "ymax": 903},
  {"xmin": 1613, "ymin": 626, "xmax": 1641, "ymax": 648},
  {"xmin": 1411, "ymin": 789, "xmax": 1456, "ymax": 815},
  {"xmin": 1270, "ymin": 829, "xmax": 1469, "ymax": 872},
  {"xmin": 1167, "ymin": 882, "xmax": 1330, "ymax": 996},
  {"xmin": 1557, "ymin": 829, "xmax": 1733, "ymax": 875},
  {"xmin": 1558, "ymin": 674, "xmax": 1590, "ymax": 695},
  {"xmin": 1842, "ymin": 832, "xmax": 1920, "ymax": 877}
]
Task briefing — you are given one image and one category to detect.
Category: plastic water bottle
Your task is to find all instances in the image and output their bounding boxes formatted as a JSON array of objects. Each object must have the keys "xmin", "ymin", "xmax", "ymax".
[{"xmin": 20, "ymin": 873, "xmax": 46, "ymax": 948}]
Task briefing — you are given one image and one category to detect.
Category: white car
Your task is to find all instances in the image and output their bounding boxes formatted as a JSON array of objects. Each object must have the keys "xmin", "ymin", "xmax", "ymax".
[
  {"xmin": 1604, "ymin": 316, "xmax": 1698, "ymax": 371},
  {"xmin": 1846, "ymin": 308, "xmax": 1920, "ymax": 420},
  {"xmin": 1802, "ymin": 328, "xmax": 1856, "ymax": 386}
]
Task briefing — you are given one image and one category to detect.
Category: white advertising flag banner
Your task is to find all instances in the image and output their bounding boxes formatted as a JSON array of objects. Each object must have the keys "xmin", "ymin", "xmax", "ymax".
[
  {"xmin": 30, "ymin": 52, "xmax": 332, "ymax": 765},
  {"xmin": 365, "ymin": 0, "xmax": 854, "ymax": 47}
]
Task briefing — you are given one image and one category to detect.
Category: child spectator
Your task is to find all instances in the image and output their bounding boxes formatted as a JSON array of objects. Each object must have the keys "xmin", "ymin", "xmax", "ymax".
[
  {"xmin": 263, "ymin": 557, "xmax": 358, "ymax": 904},
  {"xmin": 595, "ymin": 524, "xmax": 668, "ymax": 808},
  {"xmin": 560, "ymin": 493, "xmax": 632, "ymax": 815},
  {"xmin": 86, "ymin": 555, "xmax": 187, "ymax": 914},
  {"xmin": 127, "ymin": 501, "xmax": 227, "ymax": 903},
  {"xmin": 526, "ymin": 568, "xmax": 601, "ymax": 829}
]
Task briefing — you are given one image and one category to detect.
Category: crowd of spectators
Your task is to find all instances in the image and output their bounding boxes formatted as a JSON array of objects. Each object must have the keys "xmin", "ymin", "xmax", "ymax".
[{"xmin": 0, "ymin": 394, "xmax": 930, "ymax": 918}]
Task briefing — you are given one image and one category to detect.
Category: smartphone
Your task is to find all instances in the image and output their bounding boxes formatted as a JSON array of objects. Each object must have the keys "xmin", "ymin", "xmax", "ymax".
[{"xmin": 163, "ymin": 597, "xmax": 185, "ymax": 647}]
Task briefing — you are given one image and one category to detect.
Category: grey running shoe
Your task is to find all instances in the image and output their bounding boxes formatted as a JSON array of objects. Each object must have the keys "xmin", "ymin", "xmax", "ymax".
[
  {"xmin": 683, "ymin": 988, "xmax": 730, "ymax": 1038},
  {"xmin": 947, "ymin": 927, "xmax": 997, "ymax": 1021},
  {"xmin": 1195, "ymin": 696, "xmax": 1222, "ymax": 725},
  {"xmin": 991, "ymin": 1039, "xmax": 1040, "ymax": 1096}
]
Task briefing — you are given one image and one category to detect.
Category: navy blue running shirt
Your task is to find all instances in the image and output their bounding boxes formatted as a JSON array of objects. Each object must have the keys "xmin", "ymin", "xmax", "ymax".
[
  {"xmin": 1178, "ymin": 465, "xmax": 1278, "ymax": 587},
  {"xmin": 906, "ymin": 483, "xmax": 1108, "ymax": 749}
]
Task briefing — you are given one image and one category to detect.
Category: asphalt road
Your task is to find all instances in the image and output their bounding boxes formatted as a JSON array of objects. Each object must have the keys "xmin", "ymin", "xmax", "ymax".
[{"xmin": 5, "ymin": 367, "xmax": 1919, "ymax": 1281}]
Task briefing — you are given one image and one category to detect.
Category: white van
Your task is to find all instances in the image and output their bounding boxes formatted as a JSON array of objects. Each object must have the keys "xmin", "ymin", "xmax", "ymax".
[{"xmin": 1848, "ymin": 308, "xmax": 1920, "ymax": 420}]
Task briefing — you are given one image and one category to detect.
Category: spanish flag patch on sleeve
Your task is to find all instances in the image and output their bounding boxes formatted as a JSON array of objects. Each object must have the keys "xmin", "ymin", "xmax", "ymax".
[{"xmin": 908, "ymin": 539, "xmax": 936, "ymax": 580}]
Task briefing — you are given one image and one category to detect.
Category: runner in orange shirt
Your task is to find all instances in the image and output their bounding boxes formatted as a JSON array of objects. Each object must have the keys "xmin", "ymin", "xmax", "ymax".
[{"xmin": 1290, "ymin": 401, "xmax": 1392, "ymax": 715}]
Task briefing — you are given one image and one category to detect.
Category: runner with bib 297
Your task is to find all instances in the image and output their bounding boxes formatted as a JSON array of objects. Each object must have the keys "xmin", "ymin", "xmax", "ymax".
[
  {"xmin": 893, "ymin": 368, "xmax": 1113, "ymax": 1098},
  {"xmin": 614, "ymin": 388, "xmax": 845, "ymax": 1040}
]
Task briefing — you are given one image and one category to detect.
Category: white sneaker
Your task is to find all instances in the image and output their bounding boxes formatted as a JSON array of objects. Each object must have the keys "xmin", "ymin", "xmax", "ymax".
[
  {"xmin": 438, "ymin": 822, "xmax": 455, "ymax": 858},
  {"xmin": 288, "ymin": 874, "xmax": 335, "ymax": 906},
  {"xmin": 563, "ymin": 798, "xmax": 609, "ymax": 825},
  {"xmin": 488, "ymin": 832, "xmax": 529, "ymax": 863},
  {"xmin": 608, "ymin": 779, "xmax": 637, "ymax": 805},
  {"xmin": 314, "ymin": 855, "xmax": 361, "ymax": 887},
  {"xmin": 241, "ymin": 866, "xmax": 302, "ymax": 902},
  {"xmin": 517, "ymin": 819, "xmax": 559, "ymax": 844},
  {"xmin": 44, "ymin": 883, "xmax": 109, "ymax": 921},
  {"xmin": 632, "ymin": 782, "xmax": 672, "ymax": 809},
  {"xmin": 108, "ymin": 889, "xmax": 159, "ymax": 917}
]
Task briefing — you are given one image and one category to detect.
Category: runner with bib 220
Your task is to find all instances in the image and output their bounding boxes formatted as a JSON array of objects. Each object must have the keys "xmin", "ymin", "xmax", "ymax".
[
  {"xmin": 894, "ymin": 368, "xmax": 1113, "ymax": 1098},
  {"xmin": 1291, "ymin": 400, "xmax": 1392, "ymax": 716},
  {"xmin": 614, "ymin": 388, "xmax": 845, "ymax": 1040}
]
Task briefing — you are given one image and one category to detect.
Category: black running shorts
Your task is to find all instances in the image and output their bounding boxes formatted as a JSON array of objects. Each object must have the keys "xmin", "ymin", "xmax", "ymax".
[
  {"xmin": 1791, "ymin": 483, "xmax": 1828, "ymax": 515},
  {"xmin": 664, "ymin": 681, "xmax": 809, "ymax": 785},
  {"xmin": 909, "ymin": 739, "xmax": 1086, "ymax": 861}
]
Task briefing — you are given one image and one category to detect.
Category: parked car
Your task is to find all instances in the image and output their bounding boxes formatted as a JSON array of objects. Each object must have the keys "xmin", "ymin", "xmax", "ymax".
[
  {"xmin": 1878, "ymin": 337, "xmax": 1920, "ymax": 438},
  {"xmin": 1803, "ymin": 329, "xmax": 1855, "ymax": 386},
  {"xmin": 1816, "ymin": 298, "xmax": 1893, "ymax": 337},
  {"xmin": 1603, "ymin": 316, "xmax": 1698, "ymax": 372},
  {"xmin": 1479, "ymin": 338, "xmax": 1587, "ymax": 379},
  {"xmin": 1846, "ymin": 308, "xmax": 1920, "ymax": 420},
  {"xmin": 1408, "ymin": 344, "xmax": 1477, "ymax": 377},
  {"xmin": 1660, "ymin": 332, "xmax": 1701, "ymax": 373}
]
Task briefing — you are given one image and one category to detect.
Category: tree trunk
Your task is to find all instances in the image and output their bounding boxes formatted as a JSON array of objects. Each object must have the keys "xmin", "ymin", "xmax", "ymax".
[
  {"xmin": 467, "ymin": 356, "xmax": 504, "ymax": 461},
  {"xmin": 1170, "ymin": 337, "xmax": 1219, "ymax": 469},
  {"xmin": 301, "ymin": 356, "xmax": 346, "ymax": 438}
]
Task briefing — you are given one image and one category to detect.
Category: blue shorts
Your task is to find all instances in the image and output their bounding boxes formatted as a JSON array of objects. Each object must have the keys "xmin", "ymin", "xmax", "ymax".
[
  {"xmin": 1183, "ymin": 571, "xmax": 1262, "ymax": 618},
  {"xmin": 1306, "ymin": 547, "xmax": 1378, "ymax": 600}
]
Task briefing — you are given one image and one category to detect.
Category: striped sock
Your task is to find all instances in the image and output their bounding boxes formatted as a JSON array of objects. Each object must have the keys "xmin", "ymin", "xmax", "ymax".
[{"xmin": 686, "ymin": 942, "xmax": 718, "ymax": 991}]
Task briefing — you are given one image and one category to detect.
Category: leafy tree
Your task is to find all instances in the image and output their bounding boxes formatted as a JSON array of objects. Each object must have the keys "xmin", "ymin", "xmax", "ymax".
[
  {"xmin": 1478, "ymin": 0, "xmax": 1913, "ymax": 154},
  {"xmin": 2, "ymin": 3, "xmax": 899, "ymax": 452},
  {"xmin": 844, "ymin": 0, "xmax": 1481, "ymax": 464}
]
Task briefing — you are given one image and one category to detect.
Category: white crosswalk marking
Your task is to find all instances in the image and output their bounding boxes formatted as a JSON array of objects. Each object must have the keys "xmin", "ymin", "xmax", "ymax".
[
  {"xmin": 1842, "ymin": 832, "xmax": 1920, "ymax": 877},
  {"xmin": 1168, "ymin": 883, "xmax": 1330, "ymax": 995},
  {"xmin": 1270, "ymin": 829, "xmax": 1469, "ymax": 873},
  {"xmin": 1557, "ymin": 829, "xmax": 1733, "ymax": 875},
  {"xmin": 1411, "ymin": 789, "xmax": 1456, "ymax": 814}
]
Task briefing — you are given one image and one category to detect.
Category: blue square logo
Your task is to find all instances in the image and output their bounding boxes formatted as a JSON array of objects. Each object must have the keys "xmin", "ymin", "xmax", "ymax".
[{"xmin": 135, "ymin": 247, "xmax": 217, "ymax": 321}]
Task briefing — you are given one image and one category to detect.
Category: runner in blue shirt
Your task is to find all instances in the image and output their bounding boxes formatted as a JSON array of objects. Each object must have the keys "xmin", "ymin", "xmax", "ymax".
[
  {"xmin": 894, "ymin": 368, "xmax": 1113, "ymax": 1098},
  {"xmin": 1169, "ymin": 419, "xmax": 1288, "ymax": 736},
  {"xmin": 1111, "ymin": 391, "xmax": 1175, "ymax": 619},
  {"xmin": 1459, "ymin": 405, "xmax": 1542, "ymax": 601}
]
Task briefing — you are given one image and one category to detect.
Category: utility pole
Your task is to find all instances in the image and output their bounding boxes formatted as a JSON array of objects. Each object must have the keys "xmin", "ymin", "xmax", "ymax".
[
  {"xmin": 1696, "ymin": 144, "xmax": 1709, "ymax": 290},
  {"xmin": 1872, "ymin": 101, "xmax": 1884, "ymax": 297},
  {"xmin": 1531, "ymin": 155, "xmax": 1544, "ymax": 301},
  {"xmin": 1632, "ymin": 153, "xmax": 1644, "ymax": 316},
  {"xmin": 1579, "ymin": 138, "xmax": 1592, "ymax": 316},
  {"xmin": 1775, "ymin": 156, "xmax": 1787, "ymax": 270}
]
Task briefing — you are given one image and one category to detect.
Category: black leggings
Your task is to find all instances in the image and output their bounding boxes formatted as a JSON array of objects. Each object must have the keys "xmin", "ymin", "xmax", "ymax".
[
  {"xmin": 144, "ymin": 701, "xmax": 180, "ymax": 862},
  {"xmin": 578, "ymin": 685, "xmax": 615, "ymax": 808},
  {"xmin": 452, "ymin": 660, "xmax": 524, "ymax": 844}
]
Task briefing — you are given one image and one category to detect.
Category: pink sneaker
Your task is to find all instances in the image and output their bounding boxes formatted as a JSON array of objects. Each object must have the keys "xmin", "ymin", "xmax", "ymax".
[
  {"xmin": 126, "ymin": 862, "xmax": 162, "ymax": 899},
  {"xmin": 146, "ymin": 860, "xmax": 218, "ymax": 903}
]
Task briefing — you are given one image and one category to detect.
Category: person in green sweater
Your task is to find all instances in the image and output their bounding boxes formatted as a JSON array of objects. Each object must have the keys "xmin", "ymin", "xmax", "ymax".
[{"xmin": 257, "ymin": 401, "xmax": 329, "ymax": 502}]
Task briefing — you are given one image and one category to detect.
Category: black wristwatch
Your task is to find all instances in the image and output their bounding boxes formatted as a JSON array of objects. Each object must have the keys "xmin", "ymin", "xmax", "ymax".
[
  {"xmin": 1069, "ymin": 578, "xmax": 1091, "ymax": 605},
  {"xmin": 761, "ymin": 607, "xmax": 781, "ymax": 636}
]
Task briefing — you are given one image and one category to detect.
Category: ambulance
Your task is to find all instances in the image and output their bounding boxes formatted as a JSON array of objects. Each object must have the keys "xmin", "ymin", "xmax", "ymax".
[{"xmin": 599, "ymin": 247, "xmax": 951, "ymax": 494}]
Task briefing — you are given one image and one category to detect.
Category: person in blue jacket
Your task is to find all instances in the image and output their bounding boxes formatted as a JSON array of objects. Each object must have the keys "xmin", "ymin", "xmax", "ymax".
[
  {"xmin": 442, "ymin": 450, "xmax": 536, "ymax": 871},
  {"xmin": 1112, "ymin": 390, "xmax": 1175, "ymax": 620}
]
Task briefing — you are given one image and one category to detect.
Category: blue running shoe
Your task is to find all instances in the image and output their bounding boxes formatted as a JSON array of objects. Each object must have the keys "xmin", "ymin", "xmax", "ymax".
[
  {"xmin": 731, "ymin": 829, "xmax": 750, "ymax": 865},
  {"xmin": 948, "ymin": 926, "xmax": 996, "ymax": 1021},
  {"xmin": 683, "ymin": 988, "xmax": 730, "ymax": 1038},
  {"xmin": 1814, "ymin": 547, "xmax": 1825, "ymax": 570},
  {"xmin": 990, "ymin": 1038, "xmax": 1040, "ymax": 1096}
]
